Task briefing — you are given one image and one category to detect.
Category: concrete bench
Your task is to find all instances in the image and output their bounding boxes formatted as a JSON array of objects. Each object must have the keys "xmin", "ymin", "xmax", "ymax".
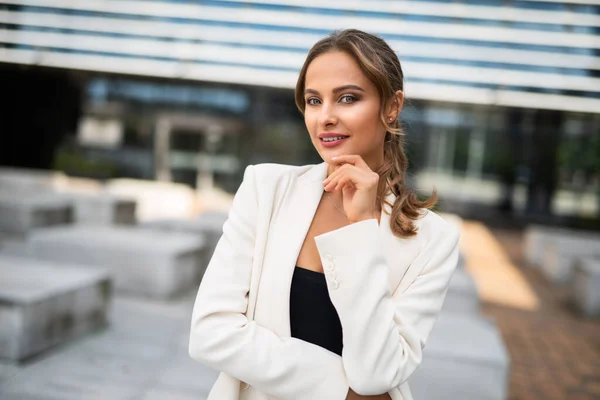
[
  {"xmin": 524, "ymin": 225, "xmax": 600, "ymax": 268},
  {"xmin": 141, "ymin": 211, "xmax": 228, "ymax": 275},
  {"xmin": 0, "ymin": 167, "xmax": 68, "ymax": 195},
  {"xmin": 26, "ymin": 226, "xmax": 206, "ymax": 299},
  {"xmin": 0, "ymin": 194, "xmax": 73, "ymax": 235},
  {"xmin": 68, "ymin": 194, "xmax": 137, "ymax": 225},
  {"xmin": 0, "ymin": 254, "xmax": 111, "ymax": 361},
  {"xmin": 104, "ymin": 179, "xmax": 198, "ymax": 222},
  {"xmin": 0, "ymin": 233, "xmax": 29, "ymax": 257},
  {"xmin": 572, "ymin": 257, "xmax": 600, "ymax": 317},
  {"xmin": 442, "ymin": 268, "xmax": 479, "ymax": 314},
  {"xmin": 456, "ymin": 252, "xmax": 466, "ymax": 269},
  {"xmin": 410, "ymin": 313, "xmax": 510, "ymax": 400},
  {"xmin": 542, "ymin": 236, "xmax": 600, "ymax": 284}
]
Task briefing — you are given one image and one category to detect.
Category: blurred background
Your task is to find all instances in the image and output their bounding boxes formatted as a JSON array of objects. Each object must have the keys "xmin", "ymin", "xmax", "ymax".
[{"xmin": 0, "ymin": 1, "xmax": 598, "ymax": 400}]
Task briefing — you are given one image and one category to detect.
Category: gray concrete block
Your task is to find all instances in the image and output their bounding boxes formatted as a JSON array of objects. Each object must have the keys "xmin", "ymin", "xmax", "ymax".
[
  {"xmin": 104, "ymin": 179, "xmax": 198, "ymax": 222},
  {"xmin": 0, "ymin": 255, "xmax": 111, "ymax": 361},
  {"xmin": 542, "ymin": 236, "xmax": 600, "ymax": 284},
  {"xmin": 0, "ymin": 233, "xmax": 29, "ymax": 257},
  {"xmin": 572, "ymin": 257, "xmax": 600, "ymax": 317},
  {"xmin": 524, "ymin": 225, "xmax": 554, "ymax": 268},
  {"xmin": 457, "ymin": 252, "xmax": 466, "ymax": 269},
  {"xmin": 27, "ymin": 226, "xmax": 206, "ymax": 299},
  {"xmin": 68, "ymin": 194, "xmax": 137, "ymax": 225},
  {"xmin": 524, "ymin": 225, "xmax": 600, "ymax": 268},
  {"xmin": 0, "ymin": 194, "xmax": 73, "ymax": 235},
  {"xmin": 410, "ymin": 313, "xmax": 510, "ymax": 400},
  {"xmin": 443, "ymin": 268, "xmax": 479, "ymax": 314},
  {"xmin": 0, "ymin": 168, "xmax": 68, "ymax": 195},
  {"xmin": 141, "ymin": 211, "xmax": 227, "ymax": 278}
]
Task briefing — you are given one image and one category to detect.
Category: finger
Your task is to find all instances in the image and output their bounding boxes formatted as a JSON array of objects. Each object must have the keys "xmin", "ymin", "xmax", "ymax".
[
  {"xmin": 333, "ymin": 169, "xmax": 361, "ymax": 191},
  {"xmin": 334, "ymin": 174, "xmax": 351, "ymax": 192},
  {"xmin": 331, "ymin": 154, "xmax": 369, "ymax": 170},
  {"xmin": 324, "ymin": 170, "xmax": 344, "ymax": 191},
  {"xmin": 323, "ymin": 163, "xmax": 354, "ymax": 186},
  {"xmin": 325, "ymin": 169, "xmax": 351, "ymax": 192},
  {"xmin": 324, "ymin": 178, "xmax": 338, "ymax": 192},
  {"xmin": 334, "ymin": 164, "xmax": 379, "ymax": 190}
]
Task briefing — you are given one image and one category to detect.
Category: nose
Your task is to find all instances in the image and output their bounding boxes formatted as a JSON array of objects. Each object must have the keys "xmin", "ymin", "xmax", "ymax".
[{"xmin": 318, "ymin": 103, "xmax": 338, "ymax": 128}]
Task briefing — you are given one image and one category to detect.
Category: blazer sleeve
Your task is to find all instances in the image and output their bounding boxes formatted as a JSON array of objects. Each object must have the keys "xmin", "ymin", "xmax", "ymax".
[
  {"xmin": 189, "ymin": 165, "xmax": 350, "ymax": 400},
  {"xmin": 314, "ymin": 218, "xmax": 460, "ymax": 396}
]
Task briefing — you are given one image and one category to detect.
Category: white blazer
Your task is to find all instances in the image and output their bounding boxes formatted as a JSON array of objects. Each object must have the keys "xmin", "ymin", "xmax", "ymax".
[{"xmin": 189, "ymin": 162, "xmax": 460, "ymax": 400}]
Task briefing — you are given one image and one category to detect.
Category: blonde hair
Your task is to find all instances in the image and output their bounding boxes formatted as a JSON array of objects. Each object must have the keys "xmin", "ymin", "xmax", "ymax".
[{"xmin": 295, "ymin": 29, "xmax": 437, "ymax": 238}]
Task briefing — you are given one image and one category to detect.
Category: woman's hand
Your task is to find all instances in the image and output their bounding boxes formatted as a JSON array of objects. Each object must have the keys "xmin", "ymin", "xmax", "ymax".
[
  {"xmin": 323, "ymin": 155, "xmax": 380, "ymax": 223},
  {"xmin": 346, "ymin": 388, "xmax": 392, "ymax": 400}
]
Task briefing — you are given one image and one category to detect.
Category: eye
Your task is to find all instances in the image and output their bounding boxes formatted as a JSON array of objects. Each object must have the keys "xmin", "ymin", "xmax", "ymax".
[
  {"xmin": 306, "ymin": 97, "xmax": 321, "ymax": 105},
  {"xmin": 339, "ymin": 94, "xmax": 357, "ymax": 104}
]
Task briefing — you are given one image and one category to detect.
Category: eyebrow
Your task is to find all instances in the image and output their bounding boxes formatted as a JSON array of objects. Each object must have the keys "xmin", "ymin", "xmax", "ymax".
[{"xmin": 304, "ymin": 84, "xmax": 365, "ymax": 95}]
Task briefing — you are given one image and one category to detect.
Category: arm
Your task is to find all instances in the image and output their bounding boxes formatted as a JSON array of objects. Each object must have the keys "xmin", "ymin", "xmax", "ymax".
[
  {"xmin": 189, "ymin": 165, "xmax": 350, "ymax": 400},
  {"xmin": 314, "ymin": 218, "xmax": 460, "ymax": 395}
]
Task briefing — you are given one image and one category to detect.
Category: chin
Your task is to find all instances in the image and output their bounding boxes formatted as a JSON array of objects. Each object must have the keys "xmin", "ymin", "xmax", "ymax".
[{"xmin": 323, "ymin": 152, "xmax": 342, "ymax": 163}]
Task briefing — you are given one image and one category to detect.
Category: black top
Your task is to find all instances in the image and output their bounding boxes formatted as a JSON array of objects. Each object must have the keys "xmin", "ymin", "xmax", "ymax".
[{"xmin": 289, "ymin": 266, "xmax": 343, "ymax": 356}]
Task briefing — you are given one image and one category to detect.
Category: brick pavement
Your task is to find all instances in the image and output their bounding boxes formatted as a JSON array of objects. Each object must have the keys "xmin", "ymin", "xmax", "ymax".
[{"xmin": 463, "ymin": 223, "xmax": 600, "ymax": 400}]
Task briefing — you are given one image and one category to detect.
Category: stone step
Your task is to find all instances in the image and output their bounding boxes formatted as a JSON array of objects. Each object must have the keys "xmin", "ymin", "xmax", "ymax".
[
  {"xmin": 26, "ymin": 226, "xmax": 206, "ymax": 299},
  {"xmin": 572, "ymin": 257, "xmax": 600, "ymax": 317},
  {"xmin": 141, "ymin": 211, "xmax": 228, "ymax": 276},
  {"xmin": 67, "ymin": 194, "xmax": 137, "ymax": 225},
  {"xmin": 524, "ymin": 225, "xmax": 600, "ymax": 268},
  {"xmin": 0, "ymin": 254, "xmax": 111, "ymax": 361},
  {"xmin": 0, "ymin": 236, "xmax": 29, "ymax": 257},
  {"xmin": 457, "ymin": 252, "xmax": 466, "ymax": 270},
  {"xmin": 0, "ymin": 193, "xmax": 73, "ymax": 235},
  {"xmin": 443, "ymin": 268, "xmax": 479, "ymax": 314},
  {"xmin": 410, "ymin": 313, "xmax": 510, "ymax": 400},
  {"xmin": 104, "ymin": 179, "xmax": 198, "ymax": 222},
  {"xmin": 542, "ymin": 236, "xmax": 600, "ymax": 284},
  {"xmin": 0, "ymin": 167, "xmax": 68, "ymax": 195}
]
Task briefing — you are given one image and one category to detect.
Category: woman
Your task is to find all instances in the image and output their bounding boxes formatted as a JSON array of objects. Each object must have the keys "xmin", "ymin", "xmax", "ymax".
[{"xmin": 189, "ymin": 29, "xmax": 460, "ymax": 400}]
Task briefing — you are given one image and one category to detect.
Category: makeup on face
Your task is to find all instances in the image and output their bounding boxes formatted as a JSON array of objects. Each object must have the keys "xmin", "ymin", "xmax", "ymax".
[{"xmin": 303, "ymin": 51, "xmax": 386, "ymax": 168}]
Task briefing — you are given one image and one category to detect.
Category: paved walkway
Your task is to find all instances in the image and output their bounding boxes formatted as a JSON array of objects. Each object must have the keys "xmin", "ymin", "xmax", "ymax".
[
  {"xmin": 2, "ymin": 221, "xmax": 598, "ymax": 400},
  {"xmin": 462, "ymin": 222, "xmax": 600, "ymax": 400},
  {"xmin": 0, "ymin": 292, "xmax": 219, "ymax": 400}
]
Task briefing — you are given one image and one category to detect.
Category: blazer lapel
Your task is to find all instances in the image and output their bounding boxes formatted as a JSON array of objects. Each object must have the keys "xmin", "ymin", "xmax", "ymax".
[
  {"xmin": 255, "ymin": 165, "xmax": 419, "ymax": 336},
  {"xmin": 255, "ymin": 162, "xmax": 328, "ymax": 337}
]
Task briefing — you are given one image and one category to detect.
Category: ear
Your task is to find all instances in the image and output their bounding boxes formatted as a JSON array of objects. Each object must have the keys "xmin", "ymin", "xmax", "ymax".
[{"xmin": 386, "ymin": 90, "xmax": 404, "ymax": 121}]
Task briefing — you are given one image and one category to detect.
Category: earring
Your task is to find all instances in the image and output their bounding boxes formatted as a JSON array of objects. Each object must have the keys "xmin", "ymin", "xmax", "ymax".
[{"xmin": 389, "ymin": 117, "xmax": 393, "ymax": 121}]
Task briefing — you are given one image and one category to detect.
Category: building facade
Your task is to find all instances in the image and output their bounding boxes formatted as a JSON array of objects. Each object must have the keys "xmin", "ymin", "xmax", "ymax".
[{"xmin": 1, "ymin": 0, "xmax": 599, "ymax": 217}]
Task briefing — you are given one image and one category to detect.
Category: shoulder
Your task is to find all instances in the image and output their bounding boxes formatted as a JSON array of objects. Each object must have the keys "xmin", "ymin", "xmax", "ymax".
[{"xmin": 413, "ymin": 209, "xmax": 460, "ymax": 247}]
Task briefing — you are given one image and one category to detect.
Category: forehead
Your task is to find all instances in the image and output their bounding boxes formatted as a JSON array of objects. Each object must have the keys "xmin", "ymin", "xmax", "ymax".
[{"xmin": 304, "ymin": 51, "xmax": 372, "ymax": 92}]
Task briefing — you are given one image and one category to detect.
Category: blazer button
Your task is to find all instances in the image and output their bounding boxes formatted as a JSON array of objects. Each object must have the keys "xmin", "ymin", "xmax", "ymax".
[
  {"xmin": 331, "ymin": 280, "xmax": 339, "ymax": 289},
  {"xmin": 324, "ymin": 261, "xmax": 335, "ymax": 272}
]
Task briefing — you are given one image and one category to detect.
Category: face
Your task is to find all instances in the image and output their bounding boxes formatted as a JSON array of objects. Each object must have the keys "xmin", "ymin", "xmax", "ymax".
[{"xmin": 303, "ymin": 51, "xmax": 392, "ymax": 170}]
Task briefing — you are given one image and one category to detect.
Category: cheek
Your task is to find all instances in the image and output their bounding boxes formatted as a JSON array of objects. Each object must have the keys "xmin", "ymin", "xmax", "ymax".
[
  {"xmin": 343, "ymin": 103, "xmax": 381, "ymax": 132},
  {"xmin": 304, "ymin": 111, "xmax": 319, "ymax": 136}
]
